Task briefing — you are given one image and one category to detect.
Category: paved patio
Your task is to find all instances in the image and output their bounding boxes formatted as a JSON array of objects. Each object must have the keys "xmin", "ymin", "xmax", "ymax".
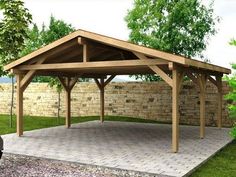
[{"xmin": 2, "ymin": 121, "xmax": 232, "ymax": 177}]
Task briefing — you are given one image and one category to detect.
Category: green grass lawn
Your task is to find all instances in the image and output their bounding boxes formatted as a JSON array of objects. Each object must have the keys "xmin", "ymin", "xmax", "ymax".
[
  {"xmin": 190, "ymin": 140, "xmax": 236, "ymax": 177},
  {"xmin": 0, "ymin": 114, "xmax": 160, "ymax": 135},
  {"xmin": 0, "ymin": 114, "xmax": 235, "ymax": 177}
]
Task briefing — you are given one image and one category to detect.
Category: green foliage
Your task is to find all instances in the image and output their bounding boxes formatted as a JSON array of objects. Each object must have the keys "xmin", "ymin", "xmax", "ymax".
[
  {"xmin": 21, "ymin": 16, "xmax": 76, "ymax": 92},
  {"xmin": 225, "ymin": 39, "xmax": 236, "ymax": 139},
  {"xmin": 126, "ymin": 0, "xmax": 218, "ymax": 81},
  {"xmin": 20, "ymin": 24, "xmax": 45, "ymax": 57},
  {"xmin": 230, "ymin": 124, "xmax": 236, "ymax": 139},
  {"xmin": 0, "ymin": 0, "xmax": 32, "ymax": 76}
]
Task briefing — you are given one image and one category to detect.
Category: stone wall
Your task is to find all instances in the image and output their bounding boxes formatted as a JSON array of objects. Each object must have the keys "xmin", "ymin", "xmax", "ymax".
[{"xmin": 0, "ymin": 81, "xmax": 233, "ymax": 127}]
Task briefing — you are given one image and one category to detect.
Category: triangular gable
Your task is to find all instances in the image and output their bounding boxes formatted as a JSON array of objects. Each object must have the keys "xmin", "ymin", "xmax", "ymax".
[{"xmin": 4, "ymin": 29, "xmax": 231, "ymax": 74}]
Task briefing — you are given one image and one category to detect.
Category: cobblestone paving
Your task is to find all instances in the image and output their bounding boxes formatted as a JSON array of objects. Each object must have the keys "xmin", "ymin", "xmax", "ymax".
[{"xmin": 2, "ymin": 121, "xmax": 232, "ymax": 177}]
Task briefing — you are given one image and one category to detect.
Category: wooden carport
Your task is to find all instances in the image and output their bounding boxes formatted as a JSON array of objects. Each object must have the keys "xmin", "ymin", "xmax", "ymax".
[{"xmin": 4, "ymin": 29, "xmax": 231, "ymax": 153}]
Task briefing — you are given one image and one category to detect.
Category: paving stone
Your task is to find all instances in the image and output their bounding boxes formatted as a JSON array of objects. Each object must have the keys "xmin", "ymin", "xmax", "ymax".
[{"xmin": 2, "ymin": 121, "xmax": 232, "ymax": 177}]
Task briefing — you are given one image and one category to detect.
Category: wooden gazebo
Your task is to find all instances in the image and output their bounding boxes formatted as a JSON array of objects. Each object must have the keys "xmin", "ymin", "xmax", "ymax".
[{"xmin": 4, "ymin": 29, "xmax": 231, "ymax": 153}]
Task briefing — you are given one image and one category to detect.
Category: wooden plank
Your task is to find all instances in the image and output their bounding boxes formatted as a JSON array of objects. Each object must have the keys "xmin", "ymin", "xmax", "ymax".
[
  {"xmin": 16, "ymin": 74, "xmax": 23, "ymax": 136},
  {"xmin": 216, "ymin": 76, "xmax": 222, "ymax": 128},
  {"xmin": 172, "ymin": 69, "xmax": 179, "ymax": 153},
  {"xmin": 100, "ymin": 78, "xmax": 105, "ymax": 123},
  {"xmin": 17, "ymin": 60, "xmax": 167, "ymax": 70},
  {"xmin": 149, "ymin": 65, "xmax": 173, "ymax": 87},
  {"xmin": 104, "ymin": 75, "xmax": 116, "ymax": 87},
  {"xmin": 198, "ymin": 74, "xmax": 207, "ymax": 139}
]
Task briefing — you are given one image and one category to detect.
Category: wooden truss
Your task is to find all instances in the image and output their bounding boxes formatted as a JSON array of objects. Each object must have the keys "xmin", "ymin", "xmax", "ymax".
[{"xmin": 4, "ymin": 29, "xmax": 230, "ymax": 153}]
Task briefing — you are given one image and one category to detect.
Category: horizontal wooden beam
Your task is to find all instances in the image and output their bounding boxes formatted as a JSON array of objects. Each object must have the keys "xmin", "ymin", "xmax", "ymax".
[{"xmin": 17, "ymin": 60, "xmax": 167, "ymax": 71}]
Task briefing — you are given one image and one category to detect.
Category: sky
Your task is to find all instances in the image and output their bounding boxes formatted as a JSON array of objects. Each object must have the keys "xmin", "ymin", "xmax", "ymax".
[{"xmin": 2, "ymin": 0, "xmax": 236, "ymax": 81}]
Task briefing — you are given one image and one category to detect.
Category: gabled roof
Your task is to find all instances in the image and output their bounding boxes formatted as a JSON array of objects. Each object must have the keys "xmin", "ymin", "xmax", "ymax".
[{"xmin": 4, "ymin": 29, "xmax": 231, "ymax": 75}]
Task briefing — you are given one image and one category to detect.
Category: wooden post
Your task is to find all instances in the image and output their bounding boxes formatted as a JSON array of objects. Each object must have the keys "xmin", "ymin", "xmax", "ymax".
[
  {"xmin": 83, "ymin": 44, "xmax": 89, "ymax": 62},
  {"xmin": 58, "ymin": 76, "xmax": 78, "ymax": 128},
  {"xmin": 172, "ymin": 69, "xmax": 179, "ymax": 153},
  {"xmin": 16, "ymin": 74, "xmax": 23, "ymax": 136},
  {"xmin": 65, "ymin": 78, "xmax": 71, "ymax": 128},
  {"xmin": 94, "ymin": 75, "xmax": 115, "ymax": 123},
  {"xmin": 216, "ymin": 76, "xmax": 222, "ymax": 128},
  {"xmin": 199, "ymin": 74, "xmax": 207, "ymax": 139},
  {"xmin": 100, "ymin": 78, "xmax": 105, "ymax": 123}
]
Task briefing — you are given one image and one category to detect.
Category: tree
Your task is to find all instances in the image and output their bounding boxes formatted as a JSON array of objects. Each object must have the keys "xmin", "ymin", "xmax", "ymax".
[
  {"xmin": 125, "ymin": 0, "xmax": 219, "ymax": 81},
  {"xmin": 0, "ymin": 0, "xmax": 32, "ymax": 127},
  {"xmin": 21, "ymin": 16, "xmax": 76, "ymax": 122},
  {"xmin": 225, "ymin": 39, "xmax": 236, "ymax": 139}
]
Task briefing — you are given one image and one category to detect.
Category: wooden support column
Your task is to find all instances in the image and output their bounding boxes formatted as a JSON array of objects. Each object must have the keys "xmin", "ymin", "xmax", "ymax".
[
  {"xmin": 133, "ymin": 51, "xmax": 185, "ymax": 153},
  {"xmin": 94, "ymin": 75, "xmax": 116, "ymax": 123},
  {"xmin": 100, "ymin": 78, "xmax": 105, "ymax": 122},
  {"xmin": 198, "ymin": 74, "xmax": 207, "ymax": 139},
  {"xmin": 65, "ymin": 78, "xmax": 71, "ymax": 128},
  {"xmin": 58, "ymin": 76, "xmax": 78, "ymax": 128},
  {"xmin": 172, "ymin": 69, "xmax": 183, "ymax": 153},
  {"xmin": 16, "ymin": 74, "xmax": 24, "ymax": 136},
  {"xmin": 216, "ymin": 76, "xmax": 222, "ymax": 128}
]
